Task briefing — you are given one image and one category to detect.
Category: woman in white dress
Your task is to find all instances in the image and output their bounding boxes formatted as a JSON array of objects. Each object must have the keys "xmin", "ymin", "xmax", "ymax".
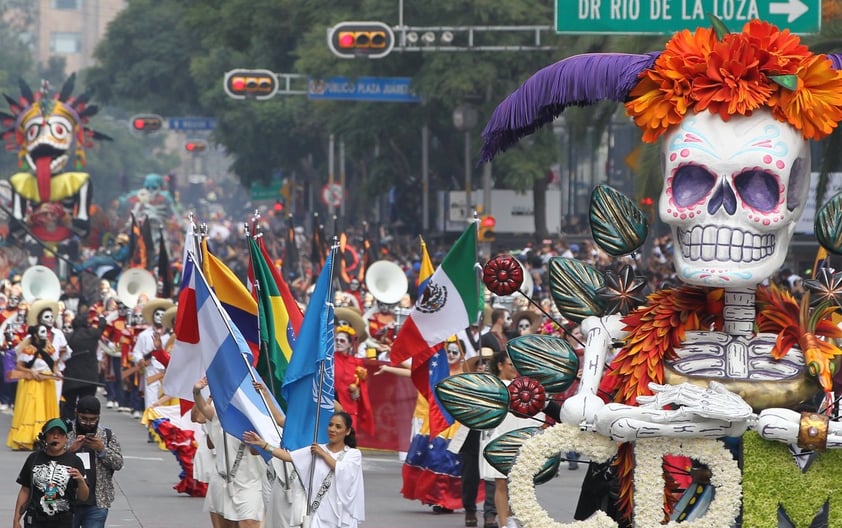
[{"xmin": 243, "ymin": 412, "xmax": 365, "ymax": 528}]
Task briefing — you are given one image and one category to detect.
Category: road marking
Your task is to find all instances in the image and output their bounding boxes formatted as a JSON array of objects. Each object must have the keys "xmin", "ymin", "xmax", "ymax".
[{"xmin": 123, "ymin": 455, "xmax": 164, "ymax": 461}]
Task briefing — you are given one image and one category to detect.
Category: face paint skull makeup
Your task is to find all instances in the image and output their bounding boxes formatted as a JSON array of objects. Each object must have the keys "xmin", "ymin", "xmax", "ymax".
[{"xmin": 39, "ymin": 309, "xmax": 53, "ymax": 327}]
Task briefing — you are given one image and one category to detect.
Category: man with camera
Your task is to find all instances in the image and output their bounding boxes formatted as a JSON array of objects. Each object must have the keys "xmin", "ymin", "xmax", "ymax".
[{"xmin": 67, "ymin": 396, "xmax": 123, "ymax": 528}]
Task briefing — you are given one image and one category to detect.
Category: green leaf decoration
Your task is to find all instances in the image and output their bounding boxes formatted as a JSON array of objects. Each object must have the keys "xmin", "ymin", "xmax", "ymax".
[
  {"xmin": 548, "ymin": 257, "xmax": 606, "ymax": 323},
  {"xmin": 707, "ymin": 13, "xmax": 730, "ymax": 40},
  {"xmin": 589, "ymin": 185, "xmax": 648, "ymax": 256},
  {"xmin": 435, "ymin": 373, "xmax": 509, "ymax": 430},
  {"xmin": 506, "ymin": 335, "xmax": 579, "ymax": 394},
  {"xmin": 815, "ymin": 192, "xmax": 842, "ymax": 255},
  {"xmin": 483, "ymin": 427, "xmax": 560, "ymax": 483},
  {"xmin": 769, "ymin": 75, "xmax": 798, "ymax": 91}
]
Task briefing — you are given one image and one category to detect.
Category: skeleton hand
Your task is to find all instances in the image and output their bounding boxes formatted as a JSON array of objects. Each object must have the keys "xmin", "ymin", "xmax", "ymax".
[
  {"xmin": 755, "ymin": 408, "xmax": 799, "ymax": 444},
  {"xmin": 636, "ymin": 381, "xmax": 753, "ymax": 422}
]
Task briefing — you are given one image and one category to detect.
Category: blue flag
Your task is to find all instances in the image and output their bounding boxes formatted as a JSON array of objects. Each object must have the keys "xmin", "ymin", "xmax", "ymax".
[{"xmin": 281, "ymin": 249, "xmax": 335, "ymax": 450}]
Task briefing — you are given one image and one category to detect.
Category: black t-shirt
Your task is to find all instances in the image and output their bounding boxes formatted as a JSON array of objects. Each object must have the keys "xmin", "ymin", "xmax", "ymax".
[{"xmin": 16, "ymin": 450, "xmax": 86, "ymax": 527}]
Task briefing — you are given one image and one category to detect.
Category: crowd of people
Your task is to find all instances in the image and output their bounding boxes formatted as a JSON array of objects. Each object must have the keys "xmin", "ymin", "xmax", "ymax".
[{"xmin": 1, "ymin": 211, "xmax": 819, "ymax": 528}]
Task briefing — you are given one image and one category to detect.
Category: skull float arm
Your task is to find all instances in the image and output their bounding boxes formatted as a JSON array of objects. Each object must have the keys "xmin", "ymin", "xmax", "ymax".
[{"xmin": 560, "ymin": 314, "xmax": 626, "ymax": 427}]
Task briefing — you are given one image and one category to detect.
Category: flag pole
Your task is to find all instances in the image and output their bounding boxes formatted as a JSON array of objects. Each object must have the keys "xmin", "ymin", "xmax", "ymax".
[
  {"xmin": 304, "ymin": 240, "xmax": 338, "ymax": 520},
  {"xmin": 188, "ymin": 251, "xmax": 286, "ymax": 450}
]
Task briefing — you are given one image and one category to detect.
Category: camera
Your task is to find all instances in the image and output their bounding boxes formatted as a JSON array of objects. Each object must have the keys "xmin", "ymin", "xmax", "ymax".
[{"xmin": 85, "ymin": 433, "xmax": 96, "ymax": 438}]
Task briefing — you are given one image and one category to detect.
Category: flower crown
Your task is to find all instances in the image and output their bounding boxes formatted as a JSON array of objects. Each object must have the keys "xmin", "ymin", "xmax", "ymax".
[
  {"xmin": 626, "ymin": 19, "xmax": 842, "ymax": 143},
  {"xmin": 336, "ymin": 324, "xmax": 356, "ymax": 337}
]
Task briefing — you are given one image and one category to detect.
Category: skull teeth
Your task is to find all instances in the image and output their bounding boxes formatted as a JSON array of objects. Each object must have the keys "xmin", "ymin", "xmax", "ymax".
[{"xmin": 677, "ymin": 226, "xmax": 775, "ymax": 263}]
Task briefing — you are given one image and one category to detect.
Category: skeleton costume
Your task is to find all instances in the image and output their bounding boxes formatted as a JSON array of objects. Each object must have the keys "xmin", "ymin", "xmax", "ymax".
[{"xmin": 7, "ymin": 324, "xmax": 61, "ymax": 450}]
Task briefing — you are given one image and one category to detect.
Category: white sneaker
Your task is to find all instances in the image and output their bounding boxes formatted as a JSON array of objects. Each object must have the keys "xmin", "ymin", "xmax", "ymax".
[
  {"xmin": 106, "ymin": 401, "xmax": 115, "ymax": 409},
  {"xmin": 117, "ymin": 407, "xmax": 131, "ymax": 413},
  {"xmin": 0, "ymin": 403, "xmax": 8, "ymax": 411},
  {"xmin": 132, "ymin": 410, "xmax": 141, "ymax": 419}
]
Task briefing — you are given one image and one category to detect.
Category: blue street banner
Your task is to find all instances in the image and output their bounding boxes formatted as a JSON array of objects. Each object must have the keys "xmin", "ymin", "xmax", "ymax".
[
  {"xmin": 167, "ymin": 117, "xmax": 218, "ymax": 131},
  {"xmin": 307, "ymin": 76, "xmax": 422, "ymax": 103}
]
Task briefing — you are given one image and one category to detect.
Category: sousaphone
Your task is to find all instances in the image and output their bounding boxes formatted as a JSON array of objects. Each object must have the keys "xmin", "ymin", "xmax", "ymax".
[
  {"xmin": 21, "ymin": 265, "xmax": 61, "ymax": 302},
  {"xmin": 117, "ymin": 268, "xmax": 158, "ymax": 308},
  {"xmin": 365, "ymin": 260, "xmax": 408, "ymax": 305}
]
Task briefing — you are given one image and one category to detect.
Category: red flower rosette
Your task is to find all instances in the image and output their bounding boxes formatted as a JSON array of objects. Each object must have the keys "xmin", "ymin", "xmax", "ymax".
[
  {"xmin": 483, "ymin": 255, "xmax": 524, "ymax": 296},
  {"xmin": 508, "ymin": 375, "xmax": 546, "ymax": 418}
]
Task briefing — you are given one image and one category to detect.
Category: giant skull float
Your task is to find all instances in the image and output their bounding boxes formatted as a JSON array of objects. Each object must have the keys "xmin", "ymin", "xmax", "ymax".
[
  {"xmin": 467, "ymin": 18, "xmax": 842, "ymax": 528},
  {"xmin": 0, "ymin": 75, "xmax": 109, "ymax": 252}
]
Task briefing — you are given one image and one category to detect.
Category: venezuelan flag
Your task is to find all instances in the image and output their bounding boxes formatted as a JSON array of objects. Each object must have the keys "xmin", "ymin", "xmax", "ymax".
[{"xmin": 201, "ymin": 240, "xmax": 260, "ymax": 361}]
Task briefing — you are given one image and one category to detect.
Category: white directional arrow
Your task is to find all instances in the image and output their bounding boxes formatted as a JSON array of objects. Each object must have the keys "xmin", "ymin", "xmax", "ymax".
[{"xmin": 769, "ymin": 0, "xmax": 809, "ymax": 23}]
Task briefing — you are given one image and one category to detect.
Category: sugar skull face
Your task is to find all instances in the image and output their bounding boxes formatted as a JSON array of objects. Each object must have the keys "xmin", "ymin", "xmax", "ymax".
[
  {"xmin": 334, "ymin": 331, "xmax": 352, "ymax": 354},
  {"xmin": 445, "ymin": 341, "xmax": 462, "ymax": 365},
  {"xmin": 37, "ymin": 324, "xmax": 48, "ymax": 340},
  {"xmin": 660, "ymin": 110, "xmax": 810, "ymax": 288},
  {"xmin": 39, "ymin": 309, "xmax": 54, "ymax": 327},
  {"xmin": 153, "ymin": 309, "xmax": 165, "ymax": 327}
]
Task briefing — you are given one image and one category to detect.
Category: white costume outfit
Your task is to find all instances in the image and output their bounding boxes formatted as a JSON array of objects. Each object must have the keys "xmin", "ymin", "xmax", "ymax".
[
  {"xmin": 131, "ymin": 326, "xmax": 170, "ymax": 409},
  {"xmin": 265, "ymin": 458, "xmax": 307, "ymax": 528},
  {"xmin": 202, "ymin": 415, "xmax": 264, "ymax": 522},
  {"xmin": 290, "ymin": 444, "xmax": 365, "ymax": 528},
  {"xmin": 49, "ymin": 327, "xmax": 70, "ymax": 405},
  {"xmin": 479, "ymin": 380, "xmax": 545, "ymax": 480}
]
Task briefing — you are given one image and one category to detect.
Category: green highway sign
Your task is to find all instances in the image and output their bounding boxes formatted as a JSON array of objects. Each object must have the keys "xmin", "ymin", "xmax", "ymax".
[
  {"xmin": 556, "ymin": 0, "xmax": 820, "ymax": 35},
  {"xmin": 250, "ymin": 181, "xmax": 283, "ymax": 201}
]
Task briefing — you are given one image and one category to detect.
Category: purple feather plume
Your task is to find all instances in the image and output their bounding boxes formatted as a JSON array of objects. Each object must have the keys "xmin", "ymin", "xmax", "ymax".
[
  {"xmin": 828, "ymin": 53, "xmax": 842, "ymax": 70},
  {"xmin": 479, "ymin": 52, "xmax": 658, "ymax": 163}
]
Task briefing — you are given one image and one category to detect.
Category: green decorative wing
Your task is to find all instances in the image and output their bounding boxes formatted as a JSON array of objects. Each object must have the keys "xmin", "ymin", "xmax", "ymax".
[
  {"xmin": 815, "ymin": 192, "xmax": 842, "ymax": 255},
  {"xmin": 506, "ymin": 335, "xmax": 579, "ymax": 394},
  {"xmin": 589, "ymin": 184, "xmax": 649, "ymax": 256},
  {"xmin": 548, "ymin": 257, "xmax": 605, "ymax": 323},
  {"xmin": 435, "ymin": 373, "xmax": 509, "ymax": 430},
  {"xmin": 483, "ymin": 427, "xmax": 560, "ymax": 483}
]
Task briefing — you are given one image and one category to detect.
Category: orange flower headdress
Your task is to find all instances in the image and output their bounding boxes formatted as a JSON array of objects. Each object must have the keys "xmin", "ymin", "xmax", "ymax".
[
  {"xmin": 480, "ymin": 18, "xmax": 842, "ymax": 162},
  {"xmin": 626, "ymin": 20, "xmax": 842, "ymax": 142}
]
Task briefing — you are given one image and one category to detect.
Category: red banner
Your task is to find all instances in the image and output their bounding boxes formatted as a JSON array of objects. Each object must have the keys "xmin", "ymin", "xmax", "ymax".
[{"xmin": 355, "ymin": 359, "xmax": 417, "ymax": 451}]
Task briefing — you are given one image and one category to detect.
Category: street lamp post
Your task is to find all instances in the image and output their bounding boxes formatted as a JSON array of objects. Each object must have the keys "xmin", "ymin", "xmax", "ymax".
[{"xmin": 452, "ymin": 104, "xmax": 478, "ymax": 222}]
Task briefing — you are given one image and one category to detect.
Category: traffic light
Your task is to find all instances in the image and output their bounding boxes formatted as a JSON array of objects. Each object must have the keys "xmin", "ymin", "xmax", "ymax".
[
  {"xmin": 224, "ymin": 69, "xmax": 279, "ymax": 100},
  {"xmin": 478, "ymin": 215, "xmax": 496, "ymax": 242},
  {"xmin": 130, "ymin": 114, "xmax": 163, "ymax": 133},
  {"xmin": 185, "ymin": 140, "xmax": 207, "ymax": 153},
  {"xmin": 327, "ymin": 21, "xmax": 394, "ymax": 59}
]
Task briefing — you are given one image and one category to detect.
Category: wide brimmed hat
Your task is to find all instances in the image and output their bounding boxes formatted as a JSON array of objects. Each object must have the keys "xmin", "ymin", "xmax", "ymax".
[
  {"xmin": 27, "ymin": 299, "xmax": 60, "ymax": 327},
  {"xmin": 466, "ymin": 347, "xmax": 495, "ymax": 372},
  {"xmin": 334, "ymin": 306, "xmax": 368, "ymax": 340},
  {"xmin": 161, "ymin": 305, "xmax": 178, "ymax": 330},
  {"xmin": 512, "ymin": 310, "xmax": 542, "ymax": 332},
  {"xmin": 142, "ymin": 299, "xmax": 175, "ymax": 326}
]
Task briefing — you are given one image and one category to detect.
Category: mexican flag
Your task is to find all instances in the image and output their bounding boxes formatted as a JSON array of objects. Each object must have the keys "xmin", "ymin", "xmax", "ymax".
[{"xmin": 390, "ymin": 224, "xmax": 482, "ymax": 366}]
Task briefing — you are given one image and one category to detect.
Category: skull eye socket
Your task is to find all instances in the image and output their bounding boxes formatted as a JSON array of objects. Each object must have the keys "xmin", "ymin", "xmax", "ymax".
[
  {"xmin": 733, "ymin": 169, "xmax": 779, "ymax": 213},
  {"xmin": 671, "ymin": 165, "xmax": 716, "ymax": 207}
]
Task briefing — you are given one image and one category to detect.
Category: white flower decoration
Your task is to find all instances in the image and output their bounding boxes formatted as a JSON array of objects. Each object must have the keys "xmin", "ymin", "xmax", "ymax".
[{"xmin": 507, "ymin": 426, "xmax": 741, "ymax": 528}]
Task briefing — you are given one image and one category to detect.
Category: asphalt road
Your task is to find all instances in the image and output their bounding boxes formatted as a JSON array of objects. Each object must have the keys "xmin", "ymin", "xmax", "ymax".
[{"xmin": 0, "ymin": 395, "xmax": 585, "ymax": 527}]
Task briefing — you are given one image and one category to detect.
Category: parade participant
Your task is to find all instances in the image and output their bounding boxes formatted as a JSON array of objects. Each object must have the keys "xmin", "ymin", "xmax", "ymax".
[
  {"xmin": 511, "ymin": 310, "xmax": 541, "ymax": 337},
  {"xmin": 479, "ymin": 308, "xmax": 511, "ymax": 354},
  {"xmin": 66, "ymin": 396, "xmax": 123, "ymax": 528},
  {"xmin": 60, "ymin": 314, "xmax": 106, "ymax": 420},
  {"xmin": 97, "ymin": 299, "xmax": 128, "ymax": 411},
  {"xmin": 7, "ymin": 325, "xmax": 61, "ymax": 450},
  {"xmin": 14, "ymin": 418, "xmax": 89, "ymax": 528},
  {"xmin": 193, "ymin": 377, "xmax": 264, "ymax": 528},
  {"xmin": 29, "ymin": 299, "xmax": 71, "ymax": 405},
  {"xmin": 400, "ymin": 336, "xmax": 476, "ymax": 514},
  {"xmin": 450, "ymin": 347, "xmax": 495, "ymax": 527},
  {"xmin": 333, "ymin": 307, "xmax": 375, "ymax": 436},
  {"xmin": 243, "ymin": 411, "xmax": 366, "ymax": 528},
  {"xmin": 130, "ymin": 298, "xmax": 173, "ymax": 418},
  {"xmin": 0, "ymin": 300, "xmax": 27, "ymax": 410},
  {"xmin": 364, "ymin": 300, "xmax": 398, "ymax": 356}
]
